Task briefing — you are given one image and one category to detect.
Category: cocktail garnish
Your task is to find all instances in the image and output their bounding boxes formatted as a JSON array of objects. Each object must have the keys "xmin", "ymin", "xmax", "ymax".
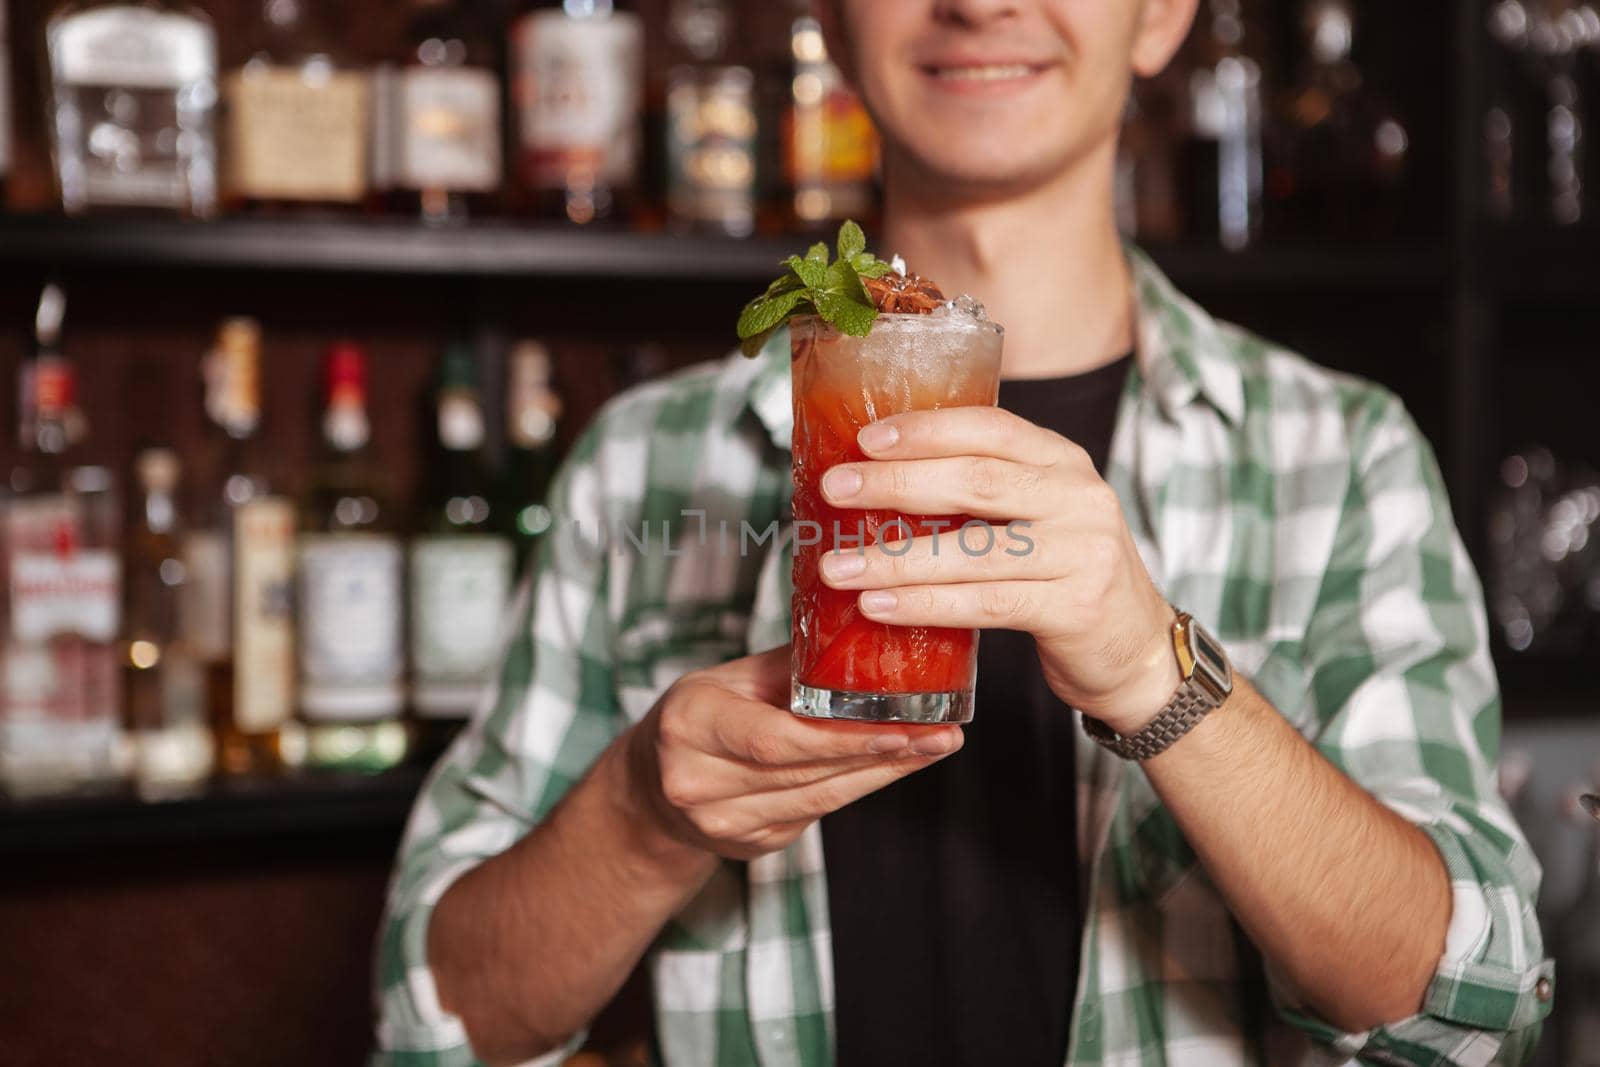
[{"xmin": 736, "ymin": 220, "xmax": 895, "ymax": 357}]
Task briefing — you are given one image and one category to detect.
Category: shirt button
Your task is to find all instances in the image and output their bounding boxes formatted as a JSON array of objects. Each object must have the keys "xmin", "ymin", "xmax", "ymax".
[
  {"xmin": 1536, "ymin": 976, "xmax": 1554, "ymax": 1002},
  {"xmin": 769, "ymin": 1022, "xmax": 791, "ymax": 1044}
]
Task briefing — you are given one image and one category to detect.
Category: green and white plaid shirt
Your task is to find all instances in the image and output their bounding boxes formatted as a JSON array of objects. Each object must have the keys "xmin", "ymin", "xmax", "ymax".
[{"xmin": 375, "ymin": 251, "xmax": 1552, "ymax": 1067}]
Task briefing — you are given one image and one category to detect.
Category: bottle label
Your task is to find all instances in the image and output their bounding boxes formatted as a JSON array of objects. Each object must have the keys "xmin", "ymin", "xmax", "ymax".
[
  {"xmin": 225, "ymin": 67, "xmax": 369, "ymax": 202},
  {"xmin": 234, "ymin": 498, "xmax": 295, "ymax": 732},
  {"xmin": 397, "ymin": 66, "xmax": 501, "ymax": 192},
  {"xmin": 1, "ymin": 493, "xmax": 123, "ymax": 788},
  {"xmin": 784, "ymin": 75, "xmax": 877, "ymax": 221},
  {"xmin": 6, "ymin": 497, "xmax": 119, "ymax": 643},
  {"xmin": 298, "ymin": 533, "xmax": 403, "ymax": 721},
  {"xmin": 514, "ymin": 12, "xmax": 642, "ymax": 187},
  {"xmin": 49, "ymin": 7, "xmax": 216, "ymax": 89},
  {"xmin": 10, "ymin": 552, "xmax": 120, "ymax": 642},
  {"xmin": 409, "ymin": 535, "xmax": 513, "ymax": 717},
  {"xmin": 667, "ymin": 68, "xmax": 757, "ymax": 234},
  {"xmin": 179, "ymin": 530, "xmax": 230, "ymax": 660}
]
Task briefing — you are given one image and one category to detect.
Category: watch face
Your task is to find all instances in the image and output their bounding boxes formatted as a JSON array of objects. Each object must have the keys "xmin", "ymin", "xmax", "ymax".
[{"xmin": 1191, "ymin": 624, "xmax": 1230, "ymax": 685}]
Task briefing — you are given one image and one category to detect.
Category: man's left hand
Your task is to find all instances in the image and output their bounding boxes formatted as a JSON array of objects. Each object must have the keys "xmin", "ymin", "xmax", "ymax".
[{"xmin": 817, "ymin": 407, "xmax": 1180, "ymax": 735}]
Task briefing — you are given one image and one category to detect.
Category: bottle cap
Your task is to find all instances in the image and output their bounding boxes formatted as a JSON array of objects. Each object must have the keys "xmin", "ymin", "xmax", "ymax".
[
  {"xmin": 438, "ymin": 343, "xmax": 478, "ymax": 390},
  {"xmin": 136, "ymin": 449, "xmax": 181, "ymax": 493},
  {"xmin": 206, "ymin": 317, "xmax": 262, "ymax": 436},
  {"xmin": 326, "ymin": 341, "xmax": 369, "ymax": 402}
]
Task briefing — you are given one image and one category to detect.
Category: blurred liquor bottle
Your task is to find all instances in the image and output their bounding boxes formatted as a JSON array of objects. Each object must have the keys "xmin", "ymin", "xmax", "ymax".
[
  {"xmin": 225, "ymin": 0, "xmax": 370, "ymax": 211},
  {"xmin": 124, "ymin": 448, "xmax": 211, "ymax": 798},
  {"xmin": 1120, "ymin": 75, "xmax": 1187, "ymax": 244},
  {"xmin": 181, "ymin": 318, "xmax": 296, "ymax": 777},
  {"xmin": 409, "ymin": 345, "xmax": 514, "ymax": 763},
  {"xmin": 501, "ymin": 341, "xmax": 563, "ymax": 571},
  {"xmin": 510, "ymin": 0, "xmax": 644, "ymax": 225},
  {"xmin": 1485, "ymin": 0, "xmax": 1592, "ymax": 226},
  {"xmin": 1177, "ymin": 0, "xmax": 1265, "ymax": 250},
  {"xmin": 1265, "ymin": 0, "xmax": 1408, "ymax": 240},
  {"xmin": 297, "ymin": 343, "xmax": 407, "ymax": 773},
  {"xmin": 783, "ymin": 2, "xmax": 878, "ymax": 231},
  {"xmin": 0, "ymin": 285, "xmax": 123, "ymax": 796},
  {"xmin": 372, "ymin": 0, "xmax": 504, "ymax": 225},
  {"xmin": 44, "ymin": 0, "xmax": 219, "ymax": 217},
  {"xmin": 664, "ymin": 0, "xmax": 757, "ymax": 237}
]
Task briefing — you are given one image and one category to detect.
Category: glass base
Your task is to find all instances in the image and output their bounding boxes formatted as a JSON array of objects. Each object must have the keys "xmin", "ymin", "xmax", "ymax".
[{"xmin": 791, "ymin": 681, "xmax": 974, "ymax": 724}]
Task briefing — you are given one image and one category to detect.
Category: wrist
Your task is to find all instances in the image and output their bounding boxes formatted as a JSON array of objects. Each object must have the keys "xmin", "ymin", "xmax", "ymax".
[{"xmin": 1099, "ymin": 607, "xmax": 1183, "ymax": 734}]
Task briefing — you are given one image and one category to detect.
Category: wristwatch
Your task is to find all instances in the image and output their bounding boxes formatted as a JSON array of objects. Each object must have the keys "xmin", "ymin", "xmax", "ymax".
[{"xmin": 1082, "ymin": 611, "xmax": 1233, "ymax": 761}]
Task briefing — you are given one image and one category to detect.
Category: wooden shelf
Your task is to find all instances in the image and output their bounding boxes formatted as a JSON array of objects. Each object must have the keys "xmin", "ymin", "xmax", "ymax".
[
  {"xmin": 0, "ymin": 213, "xmax": 1450, "ymax": 292},
  {"xmin": 0, "ymin": 213, "xmax": 796, "ymax": 282},
  {"xmin": 1481, "ymin": 225, "xmax": 1600, "ymax": 301},
  {"xmin": 0, "ymin": 765, "xmax": 426, "ymax": 857}
]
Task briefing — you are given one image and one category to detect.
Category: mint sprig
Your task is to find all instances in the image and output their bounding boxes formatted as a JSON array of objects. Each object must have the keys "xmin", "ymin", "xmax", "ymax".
[{"xmin": 737, "ymin": 220, "xmax": 894, "ymax": 357}]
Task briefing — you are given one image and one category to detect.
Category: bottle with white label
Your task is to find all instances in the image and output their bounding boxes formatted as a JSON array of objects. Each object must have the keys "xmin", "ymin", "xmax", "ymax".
[
  {"xmin": 499, "ymin": 341, "xmax": 564, "ymax": 572},
  {"xmin": 44, "ymin": 0, "xmax": 219, "ymax": 216},
  {"xmin": 1, "ymin": 286, "xmax": 124, "ymax": 796},
  {"xmin": 510, "ymin": 0, "xmax": 644, "ymax": 224},
  {"xmin": 375, "ymin": 0, "xmax": 503, "ymax": 225},
  {"xmin": 297, "ymin": 343, "xmax": 407, "ymax": 773},
  {"xmin": 225, "ymin": 0, "xmax": 370, "ymax": 209},
  {"xmin": 410, "ymin": 345, "xmax": 513, "ymax": 762},
  {"xmin": 180, "ymin": 318, "xmax": 297, "ymax": 778}
]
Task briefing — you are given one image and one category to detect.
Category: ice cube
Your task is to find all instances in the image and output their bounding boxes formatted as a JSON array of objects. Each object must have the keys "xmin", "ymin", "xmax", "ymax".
[{"xmin": 929, "ymin": 294, "xmax": 988, "ymax": 322}]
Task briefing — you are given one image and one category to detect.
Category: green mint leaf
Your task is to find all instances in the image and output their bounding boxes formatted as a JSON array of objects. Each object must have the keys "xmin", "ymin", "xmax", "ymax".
[
  {"xmin": 812, "ymin": 259, "xmax": 876, "ymax": 337},
  {"xmin": 759, "ymin": 271, "xmax": 805, "ymax": 299},
  {"xmin": 784, "ymin": 254, "xmax": 827, "ymax": 290},
  {"xmin": 822, "ymin": 258, "xmax": 871, "ymax": 305},
  {"xmin": 837, "ymin": 220, "xmax": 867, "ymax": 261},
  {"xmin": 813, "ymin": 290, "xmax": 877, "ymax": 336},
  {"xmin": 854, "ymin": 257, "xmax": 893, "ymax": 279},
  {"xmin": 736, "ymin": 287, "xmax": 810, "ymax": 342},
  {"xmin": 740, "ymin": 324, "xmax": 783, "ymax": 359},
  {"xmin": 736, "ymin": 220, "xmax": 885, "ymax": 356}
]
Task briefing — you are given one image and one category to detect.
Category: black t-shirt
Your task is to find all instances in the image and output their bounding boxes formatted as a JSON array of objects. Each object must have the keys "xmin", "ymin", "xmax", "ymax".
[{"xmin": 822, "ymin": 353, "xmax": 1133, "ymax": 1067}]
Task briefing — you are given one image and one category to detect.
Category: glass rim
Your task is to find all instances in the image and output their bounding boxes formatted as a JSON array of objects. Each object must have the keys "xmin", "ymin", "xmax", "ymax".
[{"xmin": 789, "ymin": 312, "xmax": 1005, "ymax": 338}]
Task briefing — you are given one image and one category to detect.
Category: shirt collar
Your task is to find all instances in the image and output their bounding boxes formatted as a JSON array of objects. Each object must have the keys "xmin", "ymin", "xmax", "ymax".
[
  {"xmin": 740, "ymin": 245, "xmax": 1245, "ymax": 449},
  {"xmin": 1124, "ymin": 245, "xmax": 1245, "ymax": 426}
]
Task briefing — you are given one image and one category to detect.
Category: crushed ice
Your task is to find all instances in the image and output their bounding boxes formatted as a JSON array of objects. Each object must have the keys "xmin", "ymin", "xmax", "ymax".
[{"xmin": 929, "ymin": 293, "xmax": 989, "ymax": 322}]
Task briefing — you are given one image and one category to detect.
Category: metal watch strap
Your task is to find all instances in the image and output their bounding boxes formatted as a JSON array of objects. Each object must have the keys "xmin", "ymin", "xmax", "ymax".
[{"xmin": 1081, "ymin": 684, "xmax": 1216, "ymax": 761}]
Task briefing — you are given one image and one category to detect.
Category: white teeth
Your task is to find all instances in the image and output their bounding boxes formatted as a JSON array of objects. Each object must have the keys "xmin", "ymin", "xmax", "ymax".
[{"xmin": 934, "ymin": 64, "xmax": 1034, "ymax": 82}]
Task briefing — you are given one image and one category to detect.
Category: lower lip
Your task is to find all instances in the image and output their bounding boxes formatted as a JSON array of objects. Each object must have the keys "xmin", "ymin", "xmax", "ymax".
[{"xmin": 919, "ymin": 66, "xmax": 1049, "ymax": 97}]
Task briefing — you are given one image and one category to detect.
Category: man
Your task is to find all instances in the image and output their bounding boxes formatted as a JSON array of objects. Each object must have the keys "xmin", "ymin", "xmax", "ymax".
[{"xmin": 375, "ymin": 1, "xmax": 1551, "ymax": 1065}]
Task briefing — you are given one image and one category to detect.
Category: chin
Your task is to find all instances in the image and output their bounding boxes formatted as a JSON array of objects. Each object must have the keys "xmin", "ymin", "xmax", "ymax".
[{"xmin": 887, "ymin": 133, "xmax": 1081, "ymax": 198}]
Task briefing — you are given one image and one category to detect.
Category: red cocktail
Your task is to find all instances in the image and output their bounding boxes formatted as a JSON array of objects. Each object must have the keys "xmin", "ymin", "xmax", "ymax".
[{"xmin": 790, "ymin": 310, "xmax": 1003, "ymax": 724}]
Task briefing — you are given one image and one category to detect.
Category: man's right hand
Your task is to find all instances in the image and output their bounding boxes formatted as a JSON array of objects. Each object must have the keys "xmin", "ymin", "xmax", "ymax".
[{"xmin": 625, "ymin": 645, "xmax": 963, "ymax": 861}]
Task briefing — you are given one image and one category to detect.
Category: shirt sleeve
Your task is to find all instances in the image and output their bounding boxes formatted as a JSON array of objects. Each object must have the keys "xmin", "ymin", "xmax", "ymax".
[
  {"xmin": 1276, "ymin": 393, "xmax": 1553, "ymax": 1067},
  {"xmin": 372, "ymin": 427, "xmax": 626, "ymax": 1066}
]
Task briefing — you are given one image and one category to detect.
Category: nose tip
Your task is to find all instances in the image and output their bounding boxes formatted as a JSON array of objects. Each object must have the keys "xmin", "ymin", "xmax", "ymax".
[{"xmin": 932, "ymin": 0, "xmax": 1023, "ymax": 26}]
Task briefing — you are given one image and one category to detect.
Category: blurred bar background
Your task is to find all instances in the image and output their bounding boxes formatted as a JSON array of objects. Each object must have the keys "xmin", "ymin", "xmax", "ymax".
[{"xmin": 0, "ymin": 1, "xmax": 1595, "ymax": 1064}]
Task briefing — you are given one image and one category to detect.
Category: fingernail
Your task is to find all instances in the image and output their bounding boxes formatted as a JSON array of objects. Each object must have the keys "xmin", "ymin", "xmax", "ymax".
[
  {"xmin": 869, "ymin": 734, "xmax": 909, "ymax": 754},
  {"xmin": 822, "ymin": 552, "xmax": 866, "ymax": 581},
  {"xmin": 858, "ymin": 422, "xmax": 899, "ymax": 453},
  {"xmin": 860, "ymin": 590, "xmax": 897, "ymax": 614},
  {"xmin": 910, "ymin": 732, "xmax": 954, "ymax": 756},
  {"xmin": 823, "ymin": 467, "xmax": 863, "ymax": 501}
]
